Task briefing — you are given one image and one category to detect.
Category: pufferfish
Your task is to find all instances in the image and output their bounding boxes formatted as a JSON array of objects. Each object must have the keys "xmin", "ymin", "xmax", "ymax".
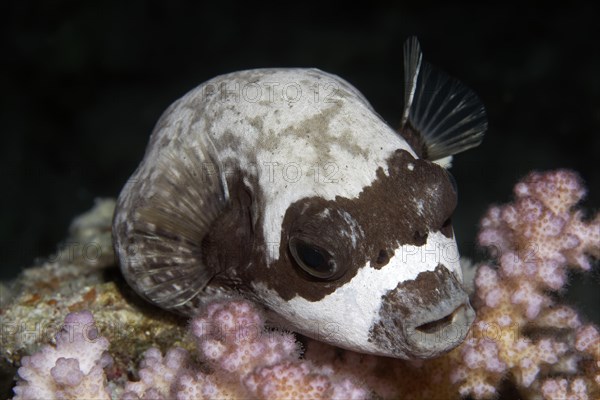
[{"xmin": 112, "ymin": 38, "xmax": 487, "ymax": 359}]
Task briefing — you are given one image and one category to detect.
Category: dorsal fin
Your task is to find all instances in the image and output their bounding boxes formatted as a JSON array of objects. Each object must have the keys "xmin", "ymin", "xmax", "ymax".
[{"xmin": 400, "ymin": 37, "xmax": 487, "ymax": 162}]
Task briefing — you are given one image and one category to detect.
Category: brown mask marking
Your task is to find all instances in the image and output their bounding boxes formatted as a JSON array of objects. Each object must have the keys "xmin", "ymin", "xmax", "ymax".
[{"xmin": 239, "ymin": 149, "xmax": 457, "ymax": 302}]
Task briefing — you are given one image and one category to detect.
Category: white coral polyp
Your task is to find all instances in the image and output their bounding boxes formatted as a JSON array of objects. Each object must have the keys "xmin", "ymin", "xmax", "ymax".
[{"xmin": 12, "ymin": 311, "xmax": 112, "ymax": 400}]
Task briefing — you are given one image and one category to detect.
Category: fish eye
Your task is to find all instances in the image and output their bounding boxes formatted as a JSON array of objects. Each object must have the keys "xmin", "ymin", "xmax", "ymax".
[{"xmin": 288, "ymin": 237, "xmax": 340, "ymax": 280}]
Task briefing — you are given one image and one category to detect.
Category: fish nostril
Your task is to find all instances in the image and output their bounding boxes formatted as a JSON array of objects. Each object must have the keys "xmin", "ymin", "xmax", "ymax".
[
  {"xmin": 413, "ymin": 230, "xmax": 428, "ymax": 245},
  {"xmin": 440, "ymin": 217, "xmax": 453, "ymax": 237},
  {"xmin": 375, "ymin": 249, "xmax": 389, "ymax": 265},
  {"xmin": 415, "ymin": 305, "xmax": 464, "ymax": 334}
]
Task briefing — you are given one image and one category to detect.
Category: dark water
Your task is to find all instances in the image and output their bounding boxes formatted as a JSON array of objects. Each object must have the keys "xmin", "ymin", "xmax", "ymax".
[{"xmin": 2, "ymin": 3, "xmax": 598, "ymax": 315}]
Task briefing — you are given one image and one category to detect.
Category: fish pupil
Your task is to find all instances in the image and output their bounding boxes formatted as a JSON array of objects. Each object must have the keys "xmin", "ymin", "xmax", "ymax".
[{"xmin": 296, "ymin": 242, "xmax": 333, "ymax": 273}]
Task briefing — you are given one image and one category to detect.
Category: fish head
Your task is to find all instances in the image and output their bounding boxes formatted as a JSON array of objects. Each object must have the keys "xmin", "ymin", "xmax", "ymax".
[{"xmin": 250, "ymin": 148, "xmax": 475, "ymax": 359}]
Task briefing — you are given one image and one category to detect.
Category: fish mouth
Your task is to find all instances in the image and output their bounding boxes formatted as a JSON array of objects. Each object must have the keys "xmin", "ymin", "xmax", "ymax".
[
  {"xmin": 406, "ymin": 301, "xmax": 475, "ymax": 357},
  {"xmin": 369, "ymin": 263, "xmax": 475, "ymax": 359},
  {"xmin": 415, "ymin": 303, "xmax": 468, "ymax": 334},
  {"xmin": 402, "ymin": 265, "xmax": 475, "ymax": 358}
]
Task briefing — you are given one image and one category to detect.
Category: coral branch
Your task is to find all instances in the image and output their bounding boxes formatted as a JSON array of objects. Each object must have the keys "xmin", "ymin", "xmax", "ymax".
[
  {"xmin": 12, "ymin": 311, "xmax": 113, "ymax": 400},
  {"xmin": 462, "ymin": 170, "xmax": 599, "ymax": 398}
]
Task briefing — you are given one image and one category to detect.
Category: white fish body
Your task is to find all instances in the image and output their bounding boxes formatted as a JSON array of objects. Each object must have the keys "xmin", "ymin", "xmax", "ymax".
[{"xmin": 113, "ymin": 38, "xmax": 486, "ymax": 359}]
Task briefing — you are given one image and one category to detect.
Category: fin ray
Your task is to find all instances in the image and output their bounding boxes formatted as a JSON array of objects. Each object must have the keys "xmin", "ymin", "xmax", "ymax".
[
  {"xmin": 401, "ymin": 37, "xmax": 423, "ymax": 127},
  {"xmin": 400, "ymin": 37, "xmax": 487, "ymax": 161},
  {"xmin": 114, "ymin": 132, "xmax": 229, "ymax": 312}
]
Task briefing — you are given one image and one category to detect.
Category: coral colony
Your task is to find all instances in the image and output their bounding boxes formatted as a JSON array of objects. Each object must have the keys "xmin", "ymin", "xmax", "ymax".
[{"xmin": 9, "ymin": 170, "xmax": 600, "ymax": 399}]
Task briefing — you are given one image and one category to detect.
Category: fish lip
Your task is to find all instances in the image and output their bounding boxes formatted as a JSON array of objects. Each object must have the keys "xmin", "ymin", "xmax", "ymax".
[
  {"xmin": 369, "ymin": 263, "xmax": 476, "ymax": 359},
  {"xmin": 403, "ymin": 299, "xmax": 475, "ymax": 359}
]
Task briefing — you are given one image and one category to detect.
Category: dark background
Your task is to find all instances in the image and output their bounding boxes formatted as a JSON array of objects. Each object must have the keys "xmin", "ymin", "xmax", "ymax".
[{"xmin": 1, "ymin": 3, "xmax": 598, "ymax": 321}]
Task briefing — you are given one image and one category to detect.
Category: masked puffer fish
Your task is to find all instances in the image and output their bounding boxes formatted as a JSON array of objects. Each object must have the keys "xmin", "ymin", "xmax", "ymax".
[{"xmin": 113, "ymin": 38, "xmax": 486, "ymax": 359}]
